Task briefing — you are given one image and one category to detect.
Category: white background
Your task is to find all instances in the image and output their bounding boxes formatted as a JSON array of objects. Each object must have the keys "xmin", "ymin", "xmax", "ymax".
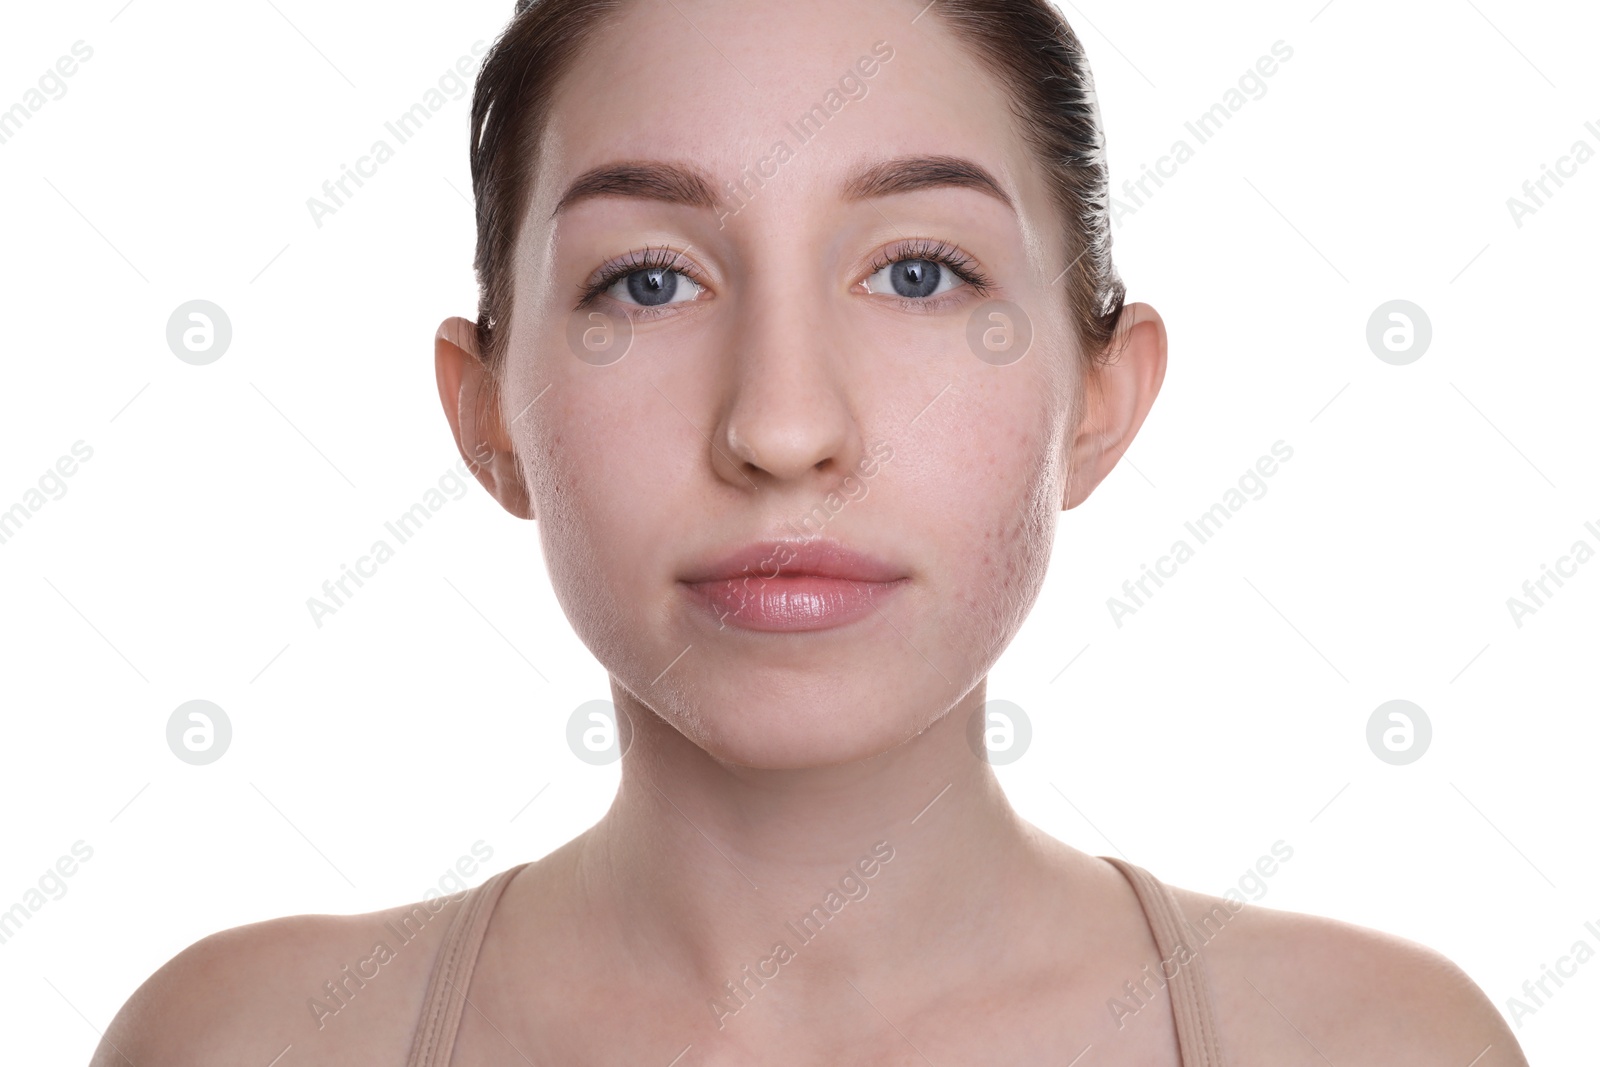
[{"xmin": 1, "ymin": 0, "xmax": 1595, "ymax": 1061}]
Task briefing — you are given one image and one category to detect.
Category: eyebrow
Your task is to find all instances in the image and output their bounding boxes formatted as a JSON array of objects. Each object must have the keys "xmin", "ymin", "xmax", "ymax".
[
  {"xmin": 551, "ymin": 154, "xmax": 1015, "ymax": 216},
  {"xmin": 840, "ymin": 154, "xmax": 1014, "ymax": 211}
]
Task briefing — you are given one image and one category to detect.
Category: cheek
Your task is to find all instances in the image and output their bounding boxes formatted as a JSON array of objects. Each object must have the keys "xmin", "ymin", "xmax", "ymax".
[
  {"xmin": 930, "ymin": 398, "xmax": 1065, "ymax": 665},
  {"xmin": 505, "ymin": 375, "xmax": 660, "ymax": 649},
  {"xmin": 522, "ymin": 422, "xmax": 612, "ymax": 636},
  {"xmin": 966, "ymin": 441, "xmax": 1059, "ymax": 644},
  {"xmin": 504, "ymin": 313, "xmax": 659, "ymax": 540},
  {"xmin": 521, "ymin": 423, "xmax": 663, "ymax": 682}
]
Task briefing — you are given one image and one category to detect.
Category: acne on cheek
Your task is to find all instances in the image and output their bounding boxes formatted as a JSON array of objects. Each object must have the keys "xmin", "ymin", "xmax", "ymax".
[
  {"xmin": 980, "ymin": 507, "xmax": 1049, "ymax": 599},
  {"xmin": 952, "ymin": 448, "xmax": 1057, "ymax": 657},
  {"xmin": 514, "ymin": 427, "xmax": 560, "ymax": 506}
]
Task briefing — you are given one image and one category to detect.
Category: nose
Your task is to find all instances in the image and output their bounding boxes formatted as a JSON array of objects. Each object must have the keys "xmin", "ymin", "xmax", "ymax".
[{"xmin": 709, "ymin": 287, "xmax": 866, "ymax": 492}]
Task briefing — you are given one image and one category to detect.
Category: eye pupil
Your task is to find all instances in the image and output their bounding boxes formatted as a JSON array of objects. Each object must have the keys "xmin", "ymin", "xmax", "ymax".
[
  {"xmin": 627, "ymin": 267, "xmax": 678, "ymax": 306},
  {"xmin": 890, "ymin": 259, "xmax": 940, "ymax": 299}
]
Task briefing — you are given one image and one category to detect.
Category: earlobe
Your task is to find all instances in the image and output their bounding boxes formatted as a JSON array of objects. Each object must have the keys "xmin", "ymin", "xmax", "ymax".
[
  {"xmin": 1061, "ymin": 302, "xmax": 1168, "ymax": 511},
  {"xmin": 435, "ymin": 316, "xmax": 534, "ymax": 520}
]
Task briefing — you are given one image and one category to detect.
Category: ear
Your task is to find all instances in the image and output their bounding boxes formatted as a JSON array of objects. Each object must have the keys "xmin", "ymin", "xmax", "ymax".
[
  {"xmin": 435, "ymin": 316, "xmax": 534, "ymax": 520},
  {"xmin": 1063, "ymin": 301, "xmax": 1167, "ymax": 510}
]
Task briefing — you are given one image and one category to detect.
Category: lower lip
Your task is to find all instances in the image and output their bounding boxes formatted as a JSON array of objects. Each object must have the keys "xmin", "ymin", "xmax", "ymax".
[{"xmin": 680, "ymin": 575, "xmax": 908, "ymax": 632}]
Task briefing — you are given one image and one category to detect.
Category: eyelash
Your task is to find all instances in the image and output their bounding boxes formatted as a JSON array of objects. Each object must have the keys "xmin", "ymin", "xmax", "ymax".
[
  {"xmin": 575, "ymin": 237, "xmax": 995, "ymax": 312},
  {"xmin": 863, "ymin": 238, "xmax": 995, "ymax": 301},
  {"xmin": 577, "ymin": 244, "xmax": 710, "ymax": 310}
]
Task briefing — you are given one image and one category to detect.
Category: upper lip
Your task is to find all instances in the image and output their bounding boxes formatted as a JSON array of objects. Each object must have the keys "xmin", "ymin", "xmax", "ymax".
[{"xmin": 679, "ymin": 537, "xmax": 908, "ymax": 584}]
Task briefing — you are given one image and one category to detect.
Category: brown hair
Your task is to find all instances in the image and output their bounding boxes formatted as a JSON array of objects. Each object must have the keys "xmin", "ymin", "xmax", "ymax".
[{"xmin": 467, "ymin": 0, "xmax": 1127, "ymax": 376}]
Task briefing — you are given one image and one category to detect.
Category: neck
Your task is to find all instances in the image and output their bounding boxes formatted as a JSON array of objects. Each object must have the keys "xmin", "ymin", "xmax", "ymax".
[{"xmin": 575, "ymin": 679, "xmax": 1053, "ymax": 1021}]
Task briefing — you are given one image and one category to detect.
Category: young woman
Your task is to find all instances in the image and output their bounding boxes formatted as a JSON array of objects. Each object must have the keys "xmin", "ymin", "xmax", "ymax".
[{"xmin": 95, "ymin": 1, "xmax": 1526, "ymax": 1063}]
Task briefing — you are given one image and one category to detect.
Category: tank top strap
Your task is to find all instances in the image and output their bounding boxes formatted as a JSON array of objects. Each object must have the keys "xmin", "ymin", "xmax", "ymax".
[
  {"xmin": 1100, "ymin": 857, "xmax": 1228, "ymax": 1067},
  {"xmin": 405, "ymin": 861, "xmax": 532, "ymax": 1067}
]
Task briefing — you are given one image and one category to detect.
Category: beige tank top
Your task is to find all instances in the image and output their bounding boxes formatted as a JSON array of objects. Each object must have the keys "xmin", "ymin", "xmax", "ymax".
[{"xmin": 404, "ymin": 856, "xmax": 1226, "ymax": 1066}]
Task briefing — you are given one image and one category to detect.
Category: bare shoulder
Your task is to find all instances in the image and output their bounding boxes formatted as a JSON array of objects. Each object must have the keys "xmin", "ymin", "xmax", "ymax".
[
  {"xmin": 1162, "ymin": 882, "xmax": 1528, "ymax": 1066},
  {"xmin": 91, "ymin": 891, "xmax": 470, "ymax": 1067}
]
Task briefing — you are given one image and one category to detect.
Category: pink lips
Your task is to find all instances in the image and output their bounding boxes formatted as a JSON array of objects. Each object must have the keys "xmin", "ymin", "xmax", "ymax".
[{"xmin": 679, "ymin": 538, "xmax": 909, "ymax": 632}]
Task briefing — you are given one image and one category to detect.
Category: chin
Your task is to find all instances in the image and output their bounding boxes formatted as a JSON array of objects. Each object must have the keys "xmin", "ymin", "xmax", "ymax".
[{"xmin": 659, "ymin": 675, "xmax": 938, "ymax": 771}]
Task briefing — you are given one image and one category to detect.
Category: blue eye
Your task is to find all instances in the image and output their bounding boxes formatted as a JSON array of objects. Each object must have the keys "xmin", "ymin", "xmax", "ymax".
[
  {"xmin": 867, "ymin": 258, "xmax": 950, "ymax": 299},
  {"xmin": 861, "ymin": 240, "xmax": 991, "ymax": 302},
  {"xmin": 609, "ymin": 265, "xmax": 703, "ymax": 308},
  {"xmin": 581, "ymin": 246, "xmax": 707, "ymax": 311}
]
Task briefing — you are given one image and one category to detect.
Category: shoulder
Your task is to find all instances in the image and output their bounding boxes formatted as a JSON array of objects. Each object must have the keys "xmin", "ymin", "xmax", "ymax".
[
  {"xmin": 90, "ymin": 890, "xmax": 471, "ymax": 1067},
  {"xmin": 1160, "ymin": 880, "xmax": 1529, "ymax": 1066}
]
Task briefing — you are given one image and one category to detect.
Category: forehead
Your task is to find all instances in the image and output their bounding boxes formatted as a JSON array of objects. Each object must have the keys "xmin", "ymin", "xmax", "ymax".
[{"xmin": 529, "ymin": 0, "xmax": 1050, "ymax": 225}]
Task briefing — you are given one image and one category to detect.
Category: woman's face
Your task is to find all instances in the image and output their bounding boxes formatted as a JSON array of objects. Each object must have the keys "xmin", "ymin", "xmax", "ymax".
[{"xmin": 481, "ymin": 0, "xmax": 1117, "ymax": 769}]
